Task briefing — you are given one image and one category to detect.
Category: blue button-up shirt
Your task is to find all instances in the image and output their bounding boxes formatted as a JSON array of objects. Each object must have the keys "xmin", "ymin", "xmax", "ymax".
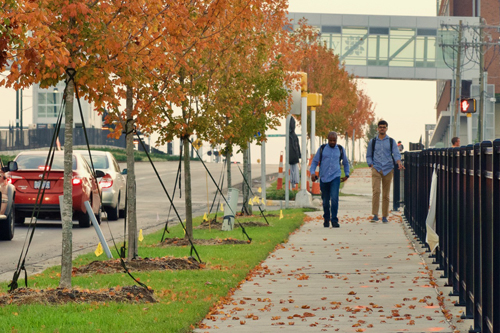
[
  {"xmin": 309, "ymin": 144, "xmax": 350, "ymax": 183},
  {"xmin": 366, "ymin": 136, "xmax": 402, "ymax": 176}
]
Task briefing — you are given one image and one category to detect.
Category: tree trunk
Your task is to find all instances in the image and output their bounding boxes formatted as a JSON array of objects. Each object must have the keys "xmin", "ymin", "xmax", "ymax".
[
  {"xmin": 226, "ymin": 142, "xmax": 231, "ymax": 190},
  {"xmin": 60, "ymin": 72, "xmax": 74, "ymax": 288},
  {"xmin": 126, "ymin": 85, "xmax": 138, "ymax": 260},
  {"xmin": 246, "ymin": 147, "xmax": 252, "ymax": 215},
  {"xmin": 183, "ymin": 138, "xmax": 193, "ymax": 239},
  {"xmin": 242, "ymin": 147, "xmax": 252, "ymax": 215}
]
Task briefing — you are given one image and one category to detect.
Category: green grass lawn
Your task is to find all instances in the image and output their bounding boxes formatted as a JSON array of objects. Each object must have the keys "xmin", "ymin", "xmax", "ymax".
[{"xmin": 0, "ymin": 209, "xmax": 308, "ymax": 332}]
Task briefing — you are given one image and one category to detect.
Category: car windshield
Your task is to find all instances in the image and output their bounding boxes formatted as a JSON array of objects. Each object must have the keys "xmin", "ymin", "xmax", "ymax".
[
  {"xmin": 80, "ymin": 155, "xmax": 109, "ymax": 169},
  {"xmin": 15, "ymin": 155, "xmax": 77, "ymax": 170}
]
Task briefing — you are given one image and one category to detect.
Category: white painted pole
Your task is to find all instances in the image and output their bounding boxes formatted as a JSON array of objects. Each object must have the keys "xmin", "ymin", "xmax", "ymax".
[
  {"xmin": 467, "ymin": 113, "xmax": 473, "ymax": 144},
  {"xmin": 300, "ymin": 94, "xmax": 308, "ymax": 193},
  {"xmin": 285, "ymin": 114, "xmax": 291, "ymax": 209},
  {"xmin": 311, "ymin": 108, "xmax": 316, "ymax": 157},
  {"xmin": 84, "ymin": 200, "xmax": 113, "ymax": 258},
  {"xmin": 261, "ymin": 139, "xmax": 266, "ymax": 210}
]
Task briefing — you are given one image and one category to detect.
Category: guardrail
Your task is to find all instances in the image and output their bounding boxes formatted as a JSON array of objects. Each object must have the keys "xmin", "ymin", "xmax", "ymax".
[{"xmin": 403, "ymin": 140, "xmax": 500, "ymax": 333}]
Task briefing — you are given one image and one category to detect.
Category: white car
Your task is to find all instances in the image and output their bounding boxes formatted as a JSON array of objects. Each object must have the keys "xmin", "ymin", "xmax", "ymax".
[{"xmin": 75, "ymin": 150, "xmax": 126, "ymax": 220}]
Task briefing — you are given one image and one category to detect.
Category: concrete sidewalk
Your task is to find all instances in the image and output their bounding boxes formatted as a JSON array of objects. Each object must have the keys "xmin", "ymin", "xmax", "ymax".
[{"xmin": 195, "ymin": 168, "xmax": 469, "ymax": 332}]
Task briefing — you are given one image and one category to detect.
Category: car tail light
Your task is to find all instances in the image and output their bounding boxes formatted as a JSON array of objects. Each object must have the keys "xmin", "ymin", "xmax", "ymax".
[
  {"xmin": 9, "ymin": 175, "xmax": 24, "ymax": 185},
  {"xmin": 38, "ymin": 165, "xmax": 51, "ymax": 171},
  {"xmin": 99, "ymin": 174, "xmax": 113, "ymax": 188},
  {"xmin": 72, "ymin": 177, "xmax": 82, "ymax": 186}
]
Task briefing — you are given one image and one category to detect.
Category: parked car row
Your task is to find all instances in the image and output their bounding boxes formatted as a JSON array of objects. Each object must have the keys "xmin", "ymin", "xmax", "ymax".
[{"xmin": 0, "ymin": 150, "xmax": 127, "ymax": 241}]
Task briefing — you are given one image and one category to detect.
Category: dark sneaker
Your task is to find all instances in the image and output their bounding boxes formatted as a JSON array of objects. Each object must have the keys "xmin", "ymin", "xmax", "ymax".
[
  {"xmin": 331, "ymin": 222, "xmax": 340, "ymax": 228},
  {"xmin": 371, "ymin": 215, "xmax": 379, "ymax": 222},
  {"xmin": 382, "ymin": 217, "xmax": 389, "ymax": 223}
]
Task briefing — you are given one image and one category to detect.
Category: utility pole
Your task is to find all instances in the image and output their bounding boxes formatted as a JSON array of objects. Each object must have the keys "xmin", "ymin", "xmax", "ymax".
[
  {"xmin": 477, "ymin": 19, "xmax": 484, "ymax": 142},
  {"xmin": 452, "ymin": 21, "xmax": 463, "ymax": 138}
]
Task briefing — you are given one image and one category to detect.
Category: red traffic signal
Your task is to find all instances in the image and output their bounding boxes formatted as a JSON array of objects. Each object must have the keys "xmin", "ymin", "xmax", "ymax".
[{"xmin": 460, "ymin": 98, "xmax": 476, "ymax": 113}]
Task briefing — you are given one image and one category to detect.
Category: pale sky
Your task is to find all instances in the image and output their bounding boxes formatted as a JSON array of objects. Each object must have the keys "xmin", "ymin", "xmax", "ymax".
[
  {"xmin": 0, "ymin": 1, "xmax": 439, "ymax": 164},
  {"xmin": 286, "ymin": 0, "xmax": 438, "ymax": 153}
]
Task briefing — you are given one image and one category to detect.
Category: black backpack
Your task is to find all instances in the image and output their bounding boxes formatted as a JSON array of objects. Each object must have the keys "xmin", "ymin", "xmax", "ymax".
[
  {"xmin": 371, "ymin": 137, "xmax": 396, "ymax": 165},
  {"xmin": 319, "ymin": 143, "xmax": 344, "ymax": 167}
]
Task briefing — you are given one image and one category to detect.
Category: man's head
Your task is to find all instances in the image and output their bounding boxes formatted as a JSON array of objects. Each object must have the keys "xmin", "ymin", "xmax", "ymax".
[
  {"xmin": 377, "ymin": 120, "xmax": 388, "ymax": 136},
  {"xmin": 451, "ymin": 137, "xmax": 460, "ymax": 147},
  {"xmin": 327, "ymin": 131, "xmax": 338, "ymax": 148}
]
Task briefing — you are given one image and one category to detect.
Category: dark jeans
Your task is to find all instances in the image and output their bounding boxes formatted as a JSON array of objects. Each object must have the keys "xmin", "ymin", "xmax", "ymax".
[{"xmin": 320, "ymin": 177, "xmax": 340, "ymax": 226}]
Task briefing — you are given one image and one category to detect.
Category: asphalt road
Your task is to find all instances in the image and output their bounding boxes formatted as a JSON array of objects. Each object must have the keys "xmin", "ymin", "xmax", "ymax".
[{"xmin": 0, "ymin": 161, "xmax": 279, "ymax": 283}]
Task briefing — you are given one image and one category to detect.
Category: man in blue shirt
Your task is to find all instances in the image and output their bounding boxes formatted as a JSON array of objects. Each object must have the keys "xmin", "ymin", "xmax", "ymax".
[
  {"xmin": 310, "ymin": 132, "xmax": 350, "ymax": 228},
  {"xmin": 366, "ymin": 120, "xmax": 404, "ymax": 223}
]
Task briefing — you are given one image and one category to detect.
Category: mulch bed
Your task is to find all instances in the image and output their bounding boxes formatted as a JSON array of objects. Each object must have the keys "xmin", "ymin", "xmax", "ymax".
[
  {"xmin": 0, "ymin": 285, "xmax": 156, "ymax": 305},
  {"xmin": 0, "ymin": 257, "xmax": 202, "ymax": 306},
  {"xmin": 158, "ymin": 237, "xmax": 250, "ymax": 246},
  {"xmin": 73, "ymin": 257, "xmax": 201, "ymax": 275},
  {"xmin": 195, "ymin": 219, "xmax": 269, "ymax": 230}
]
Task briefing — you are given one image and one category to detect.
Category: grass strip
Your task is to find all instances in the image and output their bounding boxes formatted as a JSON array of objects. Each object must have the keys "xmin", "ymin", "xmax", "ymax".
[{"xmin": 0, "ymin": 208, "xmax": 308, "ymax": 332}]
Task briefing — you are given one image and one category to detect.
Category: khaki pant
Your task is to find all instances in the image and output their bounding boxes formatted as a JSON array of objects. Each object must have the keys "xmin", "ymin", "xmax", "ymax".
[{"xmin": 372, "ymin": 168, "xmax": 393, "ymax": 217}]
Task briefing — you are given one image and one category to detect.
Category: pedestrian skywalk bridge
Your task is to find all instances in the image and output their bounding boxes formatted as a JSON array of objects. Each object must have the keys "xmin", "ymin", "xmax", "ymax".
[{"xmin": 289, "ymin": 13, "xmax": 480, "ymax": 80}]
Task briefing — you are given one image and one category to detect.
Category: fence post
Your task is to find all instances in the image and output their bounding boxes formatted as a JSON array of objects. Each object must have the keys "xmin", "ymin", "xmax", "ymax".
[
  {"xmin": 449, "ymin": 147, "xmax": 460, "ymax": 297},
  {"xmin": 471, "ymin": 143, "xmax": 482, "ymax": 332},
  {"xmin": 491, "ymin": 139, "xmax": 500, "ymax": 331},
  {"xmin": 433, "ymin": 148, "xmax": 445, "ymax": 270},
  {"xmin": 393, "ymin": 165, "xmax": 400, "ymax": 212},
  {"xmin": 462, "ymin": 145, "xmax": 474, "ymax": 319},
  {"xmin": 480, "ymin": 141, "xmax": 493, "ymax": 332}
]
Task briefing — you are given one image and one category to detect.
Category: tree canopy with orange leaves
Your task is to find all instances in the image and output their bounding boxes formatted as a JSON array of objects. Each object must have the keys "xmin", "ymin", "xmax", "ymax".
[
  {"xmin": 291, "ymin": 21, "xmax": 374, "ymax": 140},
  {"xmin": 2, "ymin": 0, "xmax": 277, "ymax": 285},
  {"xmin": 346, "ymin": 89, "xmax": 376, "ymax": 140}
]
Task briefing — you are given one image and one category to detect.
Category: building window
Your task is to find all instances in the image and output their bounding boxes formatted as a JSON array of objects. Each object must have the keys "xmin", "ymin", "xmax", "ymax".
[{"xmin": 37, "ymin": 91, "xmax": 62, "ymax": 118}]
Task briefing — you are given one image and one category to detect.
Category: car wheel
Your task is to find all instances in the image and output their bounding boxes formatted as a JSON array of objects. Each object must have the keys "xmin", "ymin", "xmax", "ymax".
[
  {"xmin": 0, "ymin": 206, "xmax": 15, "ymax": 240},
  {"xmin": 106, "ymin": 201, "xmax": 119, "ymax": 221},
  {"xmin": 14, "ymin": 210, "xmax": 25, "ymax": 225},
  {"xmin": 77, "ymin": 211, "xmax": 90, "ymax": 228},
  {"xmin": 118, "ymin": 193, "xmax": 126, "ymax": 219},
  {"xmin": 95, "ymin": 205, "xmax": 102, "ymax": 225}
]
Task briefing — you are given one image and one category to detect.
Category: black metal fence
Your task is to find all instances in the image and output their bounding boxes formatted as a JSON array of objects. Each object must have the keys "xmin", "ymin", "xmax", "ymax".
[
  {"xmin": 403, "ymin": 141, "xmax": 500, "ymax": 333},
  {"xmin": 0, "ymin": 128, "xmax": 164, "ymax": 155}
]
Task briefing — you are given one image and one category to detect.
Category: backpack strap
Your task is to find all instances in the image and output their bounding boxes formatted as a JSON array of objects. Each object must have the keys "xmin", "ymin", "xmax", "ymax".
[
  {"xmin": 320, "ymin": 143, "xmax": 343, "ymax": 166},
  {"xmin": 338, "ymin": 145, "xmax": 344, "ymax": 165},
  {"xmin": 319, "ymin": 143, "xmax": 327, "ymax": 166}
]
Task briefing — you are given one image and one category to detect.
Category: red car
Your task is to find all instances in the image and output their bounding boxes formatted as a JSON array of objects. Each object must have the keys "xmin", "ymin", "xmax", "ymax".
[
  {"xmin": 10, "ymin": 151, "xmax": 104, "ymax": 228},
  {"xmin": 0, "ymin": 158, "xmax": 17, "ymax": 240}
]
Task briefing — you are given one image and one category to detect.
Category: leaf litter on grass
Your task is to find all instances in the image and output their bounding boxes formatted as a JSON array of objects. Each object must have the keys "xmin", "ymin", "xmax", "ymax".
[
  {"xmin": 158, "ymin": 237, "xmax": 250, "ymax": 246},
  {"xmin": 0, "ymin": 285, "xmax": 156, "ymax": 305},
  {"xmin": 0, "ymin": 257, "xmax": 202, "ymax": 306},
  {"xmin": 195, "ymin": 219, "xmax": 269, "ymax": 230},
  {"xmin": 73, "ymin": 257, "xmax": 201, "ymax": 274}
]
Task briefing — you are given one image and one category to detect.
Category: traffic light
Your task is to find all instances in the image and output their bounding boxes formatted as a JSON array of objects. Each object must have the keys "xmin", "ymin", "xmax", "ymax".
[{"xmin": 460, "ymin": 98, "xmax": 476, "ymax": 113}]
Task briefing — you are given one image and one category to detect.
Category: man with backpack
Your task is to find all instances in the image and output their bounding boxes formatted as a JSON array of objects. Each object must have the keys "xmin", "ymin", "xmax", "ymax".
[
  {"xmin": 310, "ymin": 131, "xmax": 350, "ymax": 228},
  {"xmin": 366, "ymin": 120, "xmax": 404, "ymax": 223}
]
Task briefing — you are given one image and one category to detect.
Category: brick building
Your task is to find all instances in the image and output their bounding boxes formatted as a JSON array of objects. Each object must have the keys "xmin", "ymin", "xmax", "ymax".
[{"xmin": 431, "ymin": 0, "xmax": 500, "ymax": 146}]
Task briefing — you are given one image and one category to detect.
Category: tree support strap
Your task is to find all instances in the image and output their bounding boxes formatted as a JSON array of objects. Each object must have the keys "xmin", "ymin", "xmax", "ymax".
[
  {"xmin": 160, "ymin": 146, "xmax": 183, "ymax": 242},
  {"xmin": 188, "ymin": 139, "xmax": 252, "ymax": 242},
  {"xmin": 70, "ymin": 71, "xmax": 148, "ymax": 289},
  {"xmin": 133, "ymin": 131, "xmax": 202, "ymax": 263},
  {"xmin": 236, "ymin": 165, "xmax": 270, "ymax": 225},
  {"xmin": 9, "ymin": 82, "xmax": 66, "ymax": 291},
  {"xmin": 209, "ymin": 160, "xmax": 226, "ymax": 222}
]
